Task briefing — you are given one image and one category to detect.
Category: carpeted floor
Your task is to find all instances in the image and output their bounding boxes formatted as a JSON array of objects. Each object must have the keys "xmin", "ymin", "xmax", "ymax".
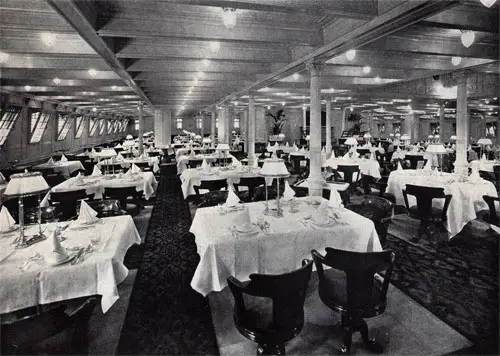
[
  {"xmin": 116, "ymin": 166, "xmax": 219, "ymax": 355},
  {"xmin": 386, "ymin": 215, "xmax": 499, "ymax": 354}
]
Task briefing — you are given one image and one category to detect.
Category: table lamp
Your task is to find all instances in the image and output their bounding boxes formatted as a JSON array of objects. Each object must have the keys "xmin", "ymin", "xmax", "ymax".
[
  {"xmin": 426, "ymin": 143, "xmax": 448, "ymax": 172},
  {"xmin": 477, "ymin": 138, "xmax": 493, "ymax": 158},
  {"xmin": 363, "ymin": 132, "xmax": 372, "ymax": 144},
  {"xmin": 259, "ymin": 158, "xmax": 290, "ymax": 217},
  {"xmin": 216, "ymin": 143, "xmax": 231, "ymax": 168},
  {"xmin": 4, "ymin": 171, "xmax": 50, "ymax": 248},
  {"xmin": 344, "ymin": 137, "xmax": 357, "ymax": 146},
  {"xmin": 126, "ymin": 134, "xmax": 133, "ymax": 140},
  {"xmin": 97, "ymin": 148, "xmax": 118, "ymax": 176}
]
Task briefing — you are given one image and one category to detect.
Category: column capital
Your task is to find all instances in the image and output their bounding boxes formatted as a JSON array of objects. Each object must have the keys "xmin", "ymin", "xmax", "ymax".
[
  {"xmin": 246, "ymin": 90, "xmax": 257, "ymax": 98},
  {"xmin": 305, "ymin": 59, "xmax": 324, "ymax": 75},
  {"xmin": 452, "ymin": 70, "xmax": 470, "ymax": 84}
]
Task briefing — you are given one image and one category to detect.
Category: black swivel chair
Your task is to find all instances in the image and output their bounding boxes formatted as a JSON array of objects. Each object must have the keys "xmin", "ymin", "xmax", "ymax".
[
  {"xmin": 311, "ymin": 248, "xmax": 395, "ymax": 355},
  {"xmin": 227, "ymin": 260, "xmax": 313, "ymax": 355},
  {"xmin": 104, "ymin": 187, "xmax": 143, "ymax": 216},
  {"xmin": 49, "ymin": 190, "xmax": 94, "ymax": 221}
]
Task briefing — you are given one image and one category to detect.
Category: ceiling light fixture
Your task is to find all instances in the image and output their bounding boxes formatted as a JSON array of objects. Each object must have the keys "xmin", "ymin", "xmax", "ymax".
[
  {"xmin": 222, "ymin": 8, "xmax": 237, "ymax": 29},
  {"xmin": 374, "ymin": 76, "xmax": 381, "ymax": 83},
  {"xmin": 460, "ymin": 30, "xmax": 475, "ymax": 48},
  {"xmin": 194, "ymin": 78, "xmax": 199, "ymax": 85},
  {"xmin": 52, "ymin": 77, "xmax": 61, "ymax": 84},
  {"xmin": 92, "ymin": 107, "xmax": 97, "ymax": 112},
  {"xmin": 292, "ymin": 73, "xmax": 299, "ymax": 80},
  {"xmin": 202, "ymin": 59, "xmax": 210, "ymax": 67},
  {"xmin": 40, "ymin": 32, "xmax": 56, "ymax": 46},
  {"xmin": 112, "ymin": 85, "xmax": 117, "ymax": 90},
  {"xmin": 345, "ymin": 50, "xmax": 356, "ymax": 61},
  {"xmin": 267, "ymin": 105, "xmax": 271, "ymax": 110},
  {"xmin": 181, "ymin": 105, "xmax": 185, "ymax": 110},
  {"xmin": 480, "ymin": 0, "xmax": 497, "ymax": 7},
  {"xmin": 24, "ymin": 85, "xmax": 31, "ymax": 91},
  {"xmin": 451, "ymin": 56, "xmax": 462, "ymax": 66},
  {"xmin": 0, "ymin": 51, "xmax": 9, "ymax": 64},
  {"xmin": 329, "ymin": 88, "xmax": 335, "ymax": 93},
  {"xmin": 196, "ymin": 71, "xmax": 204, "ymax": 78},
  {"xmin": 88, "ymin": 68, "xmax": 97, "ymax": 77},
  {"xmin": 282, "ymin": 102, "xmax": 286, "ymax": 106},
  {"xmin": 210, "ymin": 41, "xmax": 221, "ymax": 53},
  {"xmin": 363, "ymin": 66, "xmax": 371, "ymax": 74}
]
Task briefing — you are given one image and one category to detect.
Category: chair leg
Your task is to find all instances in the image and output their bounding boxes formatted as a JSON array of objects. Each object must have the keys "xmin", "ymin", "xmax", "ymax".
[
  {"xmin": 257, "ymin": 343, "xmax": 285, "ymax": 355},
  {"xmin": 340, "ymin": 314, "xmax": 353, "ymax": 355},
  {"xmin": 358, "ymin": 318, "xmax": 383, "ymax": 353}
]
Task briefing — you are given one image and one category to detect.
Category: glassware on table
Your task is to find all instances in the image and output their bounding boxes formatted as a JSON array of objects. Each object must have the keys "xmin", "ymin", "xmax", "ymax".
[{"xmin": 90, "ymin": 234, "xmax": 101, "ymax": 248}]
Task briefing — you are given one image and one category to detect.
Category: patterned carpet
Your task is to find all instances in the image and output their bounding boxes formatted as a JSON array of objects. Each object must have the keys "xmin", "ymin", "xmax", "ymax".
[
  {"xmin": 116, "ymin": 166, "xmax": 219, "ymax": 355},
  {"xmin": 386, "ymin": 227, "xmax": 499, "ymax": 354}
]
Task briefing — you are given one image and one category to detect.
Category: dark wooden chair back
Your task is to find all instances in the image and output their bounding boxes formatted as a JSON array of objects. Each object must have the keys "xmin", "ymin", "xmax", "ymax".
[
  {"xmin": 402, "ymin": 184, "xmax": 452, "ymax": 220},
  {"xmin": 404, "ymin": 154, "xmax": 424, "ymax": 169},
  {"xmin": 133, "ymin": 162, "xmax": 151, "ymax": 172},
  {"xmin": 483, "ymin": 195, "xmax": 499, "ymax": 226},
  {"xmin": 49, "ymin": 190, "xmax": 93, "ymax": 220},
  {"xmin": 45, "ymin": 172, "xmax": 66, "ymax": 187},
  {"xmin": 336, "ymin": 165, "xmax": 360, "ymax": 184},
  {"xmin": 193, "ymin": 178, "xmax": 228, "ymax": 196},
  {"xmin": 104, "ymin": 163, "xmax": 125, "ymax": 174},
  {"xmin": 235, "ymin": 176, "xmax": 265, "ymax": 201},
  {"xmin": 197, "ymin": 190, "xmax": 229, "ymax": 208},
  {"xmin": 76, "ymin": 199, "xmax": 125, "ymax": 218},
  {"xmin": 147, "ymin": 151, "xmax": 160, "ymax": 157},
  {"xmin": 187, "ymin": 159, "xmax": 204, "ymax": 169},
  {"xmin": 227, "ymin": 260, "xmax": 313, "ymax": 351},
  {"xmin": 104, "ymin": 186, "xmax": 142, "ymax": 215},
  {"xmin": 214, "ymin": 157, "xmax": 231, "ymax": 166},
  {"xmin": 312, "ymin": 248, "xmax": 395, "ymax": 314}
]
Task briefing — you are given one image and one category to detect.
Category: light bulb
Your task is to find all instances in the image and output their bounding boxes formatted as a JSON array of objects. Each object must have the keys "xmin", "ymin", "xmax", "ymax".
[
  {"xmin": 53, "ymin": 77, "xmax": 61, "ymax": 84},
  {"xmin": 112, "ymin": 85, "xmax": 117, "ymax": 90},
  {"xmin": 480, "ymin": 0, "xmax": 497, "ymax": 7},
  {"xmin": 24, "ymin": 85, "xmax": 31, "ymax": 91},
  {"xmin": 363, "ymin": 66, "xmax": 371, "ymax": 74},
  {"xmin": 222, "ymin": 8, "xmax": 237, "ymax": 29},
  {"xmin": 40, "ymin": 32, "xmax": 56, "ymax": 46},
  {"xmin": 0, "ymin": 51, "xmax": 9, "ymax": 64},
  {"xmin": 282, "ymin": 102, "xmax": 286, "ymax": 106},
  {"xmin": 88, "ymin": 68, "xmax": 97, "ymax": 77},
  {"xmin": 451, "ymin": 56, "xmax": 462, "ymax": 66},
  {"xmin": 92, "ymin": 107, "xmax": 97, "ymax": 112},
  {"xmin": 374, "ymin": 76, "xmax": 381, "ymax": 83},
  {"xmin": 267, "ymin": 105, "xmax": 271, "ymax": 110},
  {"xmin": 210, "ymin": 41, "xmax": 220, "ymax": 53},
  {"xmin": 345, "ymin": 50, "xmax": 356, "ymax": 61},
  {"xmin": 460, "ymin": 31, "xmax": 475, "ymax": 48},
  {"xmin": 292, "ymin": 73, "xmax": 299, "ymax": 80}
]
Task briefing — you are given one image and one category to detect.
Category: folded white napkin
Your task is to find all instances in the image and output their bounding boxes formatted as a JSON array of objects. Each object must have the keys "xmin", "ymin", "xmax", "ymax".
[
  {"xmin": 370, "ymin": 152, "xmax": 376, "ymax": 160},
  {"xmin": 131, "ymin": 163, "xmax": 142, "ymax": 173},
  {"xmin": 285, "ymin": 142, "xmax": 289, "ymax": 147},
  {"xmin": 47, "ymin": 157, "xmax": 54, "ymax": 165},
  {"xmin": 330, "ymin": 150, "xmax": 335, "ymax": 159},
  {"xmin": 397, "ymin": 162, "xmax": 404, "ymax": 171},
  {"xmin": 267, "ymin": 143, "xmax": 272, "ymax": 151},
  {"xmin": 282, "ymin": 181, "xmax": 296, "ymax": 201},
  {"xmin": 481, "ymin": 154, "xmax": 487, "ymax": 161},
  {"xmin": 115, "ymin": 143, "xmax": 123, "ymax": 149},
  {"xmin": 0, "ymin": 172, "xmax": 5, "ymax": 184},
  {"xmin": 342, "ymin": 152, "xmax": 349, "ymax": 159},
  {"xmin": 273, "ymin": 142, "xmax": 278, "ymax": 147},
  {"xmin": 201, "ymin": 159, "xmax": 209, "ymax": 170},
  {"xmin": 311, "ymin": 201, "xmax": 330, "ymax": 225},
  {"xmin": 124, "ymin": 168, "xmax": 133, "ymax": 177},
  {"xmin": 432, "ymin": 168, "xmax": 440, "ymax": 176},
  {"xmin": 293, "ymin": 143, "xmax": 299, "ymax": 152},
  {"xmin": 299, "ymin": 147, "xmax": 305, "ymax": 153},
  {"xmin": 231, "ymin": 156, "xmax": 242, "ymax": 167},
  {"xmin": 396, "ymin": 146, "xmax": 402, "ymax": 152},
  {"xmin": 45, "ymin": 230, "xmax": 69, "ymax": 265},
  {"xmin": 76, "ymin": 200, "xmax": 99, "ymax": 224},
  {"xmin": 92, "ymin": 165, "xmax": 102, "ymax": 176},
  {"xmin": 225, "ymin": 187, "xmax": 241, "ymax": 207},
  {"xmin": 190, "ymin": 150, "xmax": 196, "ymax": 157},
  {"xmin": 60, "ymin": 154, "xmax": 68, "ymax": 162},
  {"xmin": 73, "ymin": 172, "xmax": 84, "ymax": 184},
  {"xmin": 423, "ymin": 160, "xmax": 432, "ymax": 170},
  {"xmin": 91, "ymin": 147, "xmax": 97, "ymax": 154},
  {"xmin": 329, "ymin": 189, "xmax": 343, "ymax": 208},
  {"xmin": 0, "ymin": 206, "xmax": 15, "ymax": 232},
  {"xmin": 378, "ymin": 143, "xmax": 382, "ymax": 149},
  {"xmin": 351, "ymin": 151, "xmax": 360, "ymax": 158},
  {"xmin": 233, "ymin": 207, "xmax": 253, "ymax": 232},
  {"xmin": 116, "ymin": 153, "xmax": 124, "ymax": 161}
]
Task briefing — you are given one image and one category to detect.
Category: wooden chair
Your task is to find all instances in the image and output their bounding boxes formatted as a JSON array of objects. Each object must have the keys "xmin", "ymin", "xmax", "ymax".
[
  {"xmin": 227, "ymin": 259, "xmax": 313, "ymax": 355},
  {"xmin": 196, "ymin": 190, "xmax": 229, "ymax": 208},
  {"xmin": 76, "ymin": 199, "xmax": 126, "ymax": 218},
  {"xmin": 104, "ymin": 163, "xmax": 125, "ymax": 174},
  {"xmin": 482, "ymin": 195, "xmax": 499, "ymax": 226},
  {"xmin": 104, "ymin": 187, "xmax": 143, "ymax": 216},
  {"xmin": 70, "ymin": 168, "xmax": 86, "ymax": 177},
  {"xmin": 402, "ymin": 184, "xmax": 452, "ymax": 245},
  {"xmin": 187, "ymin": 159, "xmax": 204, "ymax": 169},
  {"xmin": 49, "ymin": 190, "xmax": 94, "ymax": 221},
  {"xmin": 234, "ymin": 176, "xmax": 265, "ymax": 202},
  {"xmin": 346, "ymin": 196, "xmax": 393, "ymax": 247},
  {"xmin": 1, "ymin": 297, "xmax": 99, "ymax": 355},
  {"xmin": 193, "ymin": 178, "xmax": 228, "ymax": 203},
  {"xmin": 133, "ymin": 161, "xmax": 152, "ymax": 172},
  {"xmin": 404, "ymin": 155, "xmax": 424, "ymax": 169},
  {"xmin": 336, "ymin": 165, "xmax": 361, "ymax": 196},
  {"xmin": 44, "ymin": 172, "xmax": 66, "ymax": 187},
  {"xmin": 311, "ymin": 248, "xmax": 395, "ymax": 355},
  {"xmin": 360, "ymin": 175, "xmax": 396, "ymax": 204}
]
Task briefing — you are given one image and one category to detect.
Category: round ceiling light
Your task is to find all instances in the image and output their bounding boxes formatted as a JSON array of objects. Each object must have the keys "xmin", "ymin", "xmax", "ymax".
[
  {"xmin": 40, "ymin": 32, "xmax": 56, "ymax": 47},
  {"xmin": 209, "ymin": 41, "xmax": 221, "ymax": 53},
  {"xmin": 374, "ymin": 76, "xmax": 381, "ymax": 83},
  {"xmin": 480, "ymin": 0, "xmax": 497, "ymax": 7},
  {"xmin": 460, "ymin": 31, "xmax": 475, "ymax": 48},
  {"xmin": 345, "ymin": 50, "xmax": 356, "ymax": 61},
  {"xmin": 451, "ymin": 56, "xmax": 462, "ymax": 66},
  {"xmin": 0, "ymin": 51, "xmax": 9, "ymax": 64},
  {"xmin": 53, "ymin": 77, "xmax": 61, "ymax": 84},
  {"xmin": 363, "ymin": 66, "xmax": 371, "ymax": 74},
  {"xmin": 24, "ymin": 85, "xmax": 31, "ymax": 91},
  {"xmin": 222, "ymin": 8, "xmax": 237, "ymax": 29},
  {"xmin": 88, "ymin": 68, "xmax": 97, "ymax": 77},
  {"xmin": 202, "ymin": 59, "xmax": 210, "ymax": 67}
]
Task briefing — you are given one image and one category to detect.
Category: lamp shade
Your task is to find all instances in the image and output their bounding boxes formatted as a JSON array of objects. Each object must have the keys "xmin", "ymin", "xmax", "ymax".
[
  {"xmin": 400, "ymin": 134, "xmax": 410, "ymax": 140},
  {"xmin": 389, "ymin": 133, "xmax": 394, "ymax": 137},
  {"xmin": 477, "ymin": 138, "xmax": 493, "ymax": 145},
  {"xmin": 194, "ymin": 135, "xmax": 202, "ymax": 140},
  {"xmin": 305, "ymin": 135, "xmax": 310, "ymax": 141},
  {"xmin": 216, "ymin": 143, "xmax": 230, "ymax": 150},
  {"xmin": 126, "ymin": 134, "xmax": 133, "ymax": 140},
  {"xmin": 4, "ymin": 171, "xmax": 50, "ymax": 197},
  {"xmin": 97, "ymin": 148, "xmax": 118, "ymax": 157},
  {"xmin": 259, "ymin": 158, "xmax": 290, "ymax": 178},
  {"xmin": 344, "ymin": 137, "xmax": 357, "ymax": 146},
  {"xmin": 426, "ymin": 144, "xmax": 448, "ymax": 154},
  {"xmin": 202, "ymin": 137, "xmax": 212, "ymax": 143},
  {"xmin": 363, "ymin": 133, "xmax": 372, "ymax": 139},
  {"xmin": 450, "ymin": 135, "xmax": 457, "ymax": 140}
]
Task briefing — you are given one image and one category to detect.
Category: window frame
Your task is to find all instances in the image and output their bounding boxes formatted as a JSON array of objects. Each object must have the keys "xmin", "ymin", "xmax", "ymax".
[
  {"xmin": 29, "ymin": 109, "xmax": 52, "ymax": 144},
  {"xmin": 89, "ymin": 117, "xmax": 98, "ymax": 136},
  {"xmin": 99, "ymin": 119, "xmax": 106, "ymax": 135},
  {"xmin": 74, "ymin": 115, "xmax": 86, "ymax": 139},
  {"xmin": 0, "ymin": 105, "xmax": 22, "ymax": 146},
  {"xmin": 176, "ymin": 118, "xmax": 183, "ymax": 129},
  {"xmin": 56, "ymin": 113, "xmax": 73, "ymax": 141}
]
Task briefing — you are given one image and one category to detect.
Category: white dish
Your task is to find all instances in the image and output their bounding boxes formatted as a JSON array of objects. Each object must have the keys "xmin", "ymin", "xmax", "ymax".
[
  {"xmin": 310, "ymin": 217, "xmax": 336, "ymax": 228},
  {"xmin": 233, "ymin": 224, "xmax": 259, "ymax": 234},
  {"xmin": 46, "ymin": 251, "xmax": 78, "ymax": 266}
]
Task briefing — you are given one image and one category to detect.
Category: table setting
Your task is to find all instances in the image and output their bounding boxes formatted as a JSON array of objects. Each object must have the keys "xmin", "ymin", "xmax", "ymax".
[
  {"xmin": 98, "ymin": 154, "xmax": 160, "ymax": 173},
  {"xmin": 32, "ymin": 158, "xmax": 85, "ymax": 179},
  {"xmin": 323, "ymin": 156, "xmax": 381, "ymax": 179},
  {"xmin": 189, "ymin": 186, "xmax": 381, "ymax": 296},
  {"xmin": 0, "ymin": 200, "xmax": 141, "ymax": 314}
]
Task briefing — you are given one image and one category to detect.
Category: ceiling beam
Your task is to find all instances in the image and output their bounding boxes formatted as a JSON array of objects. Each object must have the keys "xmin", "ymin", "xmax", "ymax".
[
  {"xmin": 0, "ymin": 54, "xmax": 109, "ymax": 70},
  {"xmin": 47, "ymin": 0, "xmax": 153, "ymax": 107},
  {"xmin": 421, "ymin": 4, "xmax": 499, "ymax": 33}
]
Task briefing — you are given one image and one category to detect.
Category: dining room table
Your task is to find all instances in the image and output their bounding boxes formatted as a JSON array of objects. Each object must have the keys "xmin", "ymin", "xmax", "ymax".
[
  {"xmin": 0, "ymin": 215, "xmax": 141, "ymax": 315},
  {"xmin": 323, "ymin": 157, "xmax": 381, "ymax": 179},
  {"xmin": 469, "ymin": 159, "xmax": 500, "ymax": 173},
  {"xmin": 32, "ymin": 160, "xmax": 85, "ymax": 179},
  {"xmin": 97, "ymin": 156, "xmax": 160, "ymax": 173},
  {"xmin": 189, "ymin": 197, "xmax": 382, "ymax": 296},
  {"xmin": 180, "ymin": 166, "xmax": 262, "ymax": 199},
  {"xmin": 40, "ymin": 171, "xmax": 158, "ymax": 206},
  {"xmin": 386, "ymin": 169, "xmax": 498, "ymax": 238}
]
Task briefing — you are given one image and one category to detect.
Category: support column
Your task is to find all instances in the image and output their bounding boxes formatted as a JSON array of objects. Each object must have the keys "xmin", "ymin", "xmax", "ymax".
[
  {"xmin": 217, "ymin": 106, "xmax": 226, "ymax": 144},
  {"xmin": 439, "ymin": 101, "xmax": 445, "ymax": 143},
  {"xmin": 302, "ymin": 105, "xmax": 307, "ymax": 134},
  {"xmin": 306, "ymin": 61, "xmax": 323, "ymax": 197},
  {"xmin": 242, "ymin": 109, "xmax": 248, "ymax": 153},
  {"xmin": 325, "ymin": 97, "xmax": 332, "ymax": 155},
  {"xmin": 138, "ymin": 103, "xmax": 144, "ymax": 154},
  {"xmin": 454, "ymin": 72, "xmax": 469, "ymax": 178},
  {"xmin": 248, "ymin": 93, "xmax": 257, "ymax": 167},
  {"xmin": 497, "ymin": 116, "xmax": 500, "ymax": 146},
  {"xmin": 412, "ymin": 113, "xmax": 420, "ymax": 142},
  {"xmin": 405, "ymin": 114, "xmax": 414, "ymax": 142},
  {"xmin": 225, "ymin": 105, "xmax": 232, "ymax": 145},
  {"xmin": 341, "ymin": 107, "xmax": 348, "ymax": 132},
  {"xmin": 154, "ymin": 108, "xmax": 172, "ymax": 147},
  {"xmin": 210, "ymin": 109, "xmax": 216, "ymax": 142},
  {"xmin": 200, "ymin": 113, "xmax": 205, "ymax": 136}
]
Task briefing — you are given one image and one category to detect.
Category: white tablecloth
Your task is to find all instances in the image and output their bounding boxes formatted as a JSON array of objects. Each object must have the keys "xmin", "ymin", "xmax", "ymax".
[
  {"xmin": 175, "ymin": 147, "xmax": 204, "ymax": 159},
  {"xmin": 469, "ymin": 160, "xmax": 499, "ymax": 173},
  {"xmin": 386, "ymin": 170, "xmax": 498, "ymax": 238},
  {"xmin": 41, "ymin": 172, "xmax": 158, "ymax": 206},
  {"xmin": 98, "ymin": 157, "xmax": 160, "ymax": 173},
  {"xmin": 189, "ymin": 197, "xmax": 381, "ymax": 296},
  {"xmin": 32, "ymin": 161, "xmax": 85, "ymax": 179},
  {"xmin": 324, "ymin": 158, "xmax": 381, "ymax": 179},
  {"xmin": 0, "ymin": 215, "xmax": 140, "ymax": 314},
  {"xmin": 180, "ymin": 167, "xmax": 261, "ymax": 198},
  {"xmin": 176, "ymin": 154, "xmax": 218, "ymax": 174}
]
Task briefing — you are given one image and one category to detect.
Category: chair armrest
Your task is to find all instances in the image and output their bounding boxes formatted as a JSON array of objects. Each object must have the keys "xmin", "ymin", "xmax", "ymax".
[{"xmin": 442, "ymin": 194, "xmax": 453, "ymax": 221}]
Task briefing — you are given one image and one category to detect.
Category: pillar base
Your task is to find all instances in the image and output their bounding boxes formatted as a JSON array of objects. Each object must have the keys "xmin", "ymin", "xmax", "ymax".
[
  {"xmin": 454, "ymin": 160, "xmax": 469, "ymax": 180},
  {"xmin": 307, "ymin": 176, "xmax": 323, "ymax": 197}
]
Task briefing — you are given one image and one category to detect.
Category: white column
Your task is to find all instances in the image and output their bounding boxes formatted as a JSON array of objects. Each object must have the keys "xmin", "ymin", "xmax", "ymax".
[
  {"xmin": 248, "ymin": 93, "xmax": 256, "ymax": 166},
  {"xmin": 217, "ymin": 106, "xmax": 226, "ymax": 144},
  {"xmin": 210, "ymin": 109, "xmax": 216, "ymax": 142},
  {"xmin": 302, "ymin": 105, "xmax": 307, "ymax": 134},
  {"xmin": 325, "ymin": 97, "xmax": 332, "ymax": 155},
  {"xmin": 413, "ymin": 113, "xmax": 420, "ymax": 142},
  {"xmin": 439, "ymin": 101, "xmax": 445, "ymax": 143},
  {"xmin": 154, "ymin": 108, "xmax": 172, "ymax": 147},
  {"xmin": 306, "ymin": 61, "xmax": 323, "ymax": 197},
  {"xmin": 455, "ymin": 72, "xmax": 469, "ymax": 178},
  {"xmin": 138, "ymin": 103, "xmax": 144, "ymax": 154},
  {"xmin": 200, "ymin": 113, "xmax": 205, "ymax": 136},
  {"xmin": 405, "ymin": 114, "xmax": 414, "ymax": 142},
  {"xmin": 226, "ymin": 105, "xmax": 233, "ymax": 145},
  {"xmin": 341, "ymin": 107, "xmax": 348, "ymax": 132},
  {"xmin": 242, "ymin": 109, "xmax": 248, "ymax": 153}
]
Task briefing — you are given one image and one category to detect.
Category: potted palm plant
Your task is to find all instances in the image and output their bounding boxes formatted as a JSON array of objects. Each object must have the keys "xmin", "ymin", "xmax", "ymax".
[{"xmin": 265, "ymin": 109, "xmax": 286, "ymax": 136}]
